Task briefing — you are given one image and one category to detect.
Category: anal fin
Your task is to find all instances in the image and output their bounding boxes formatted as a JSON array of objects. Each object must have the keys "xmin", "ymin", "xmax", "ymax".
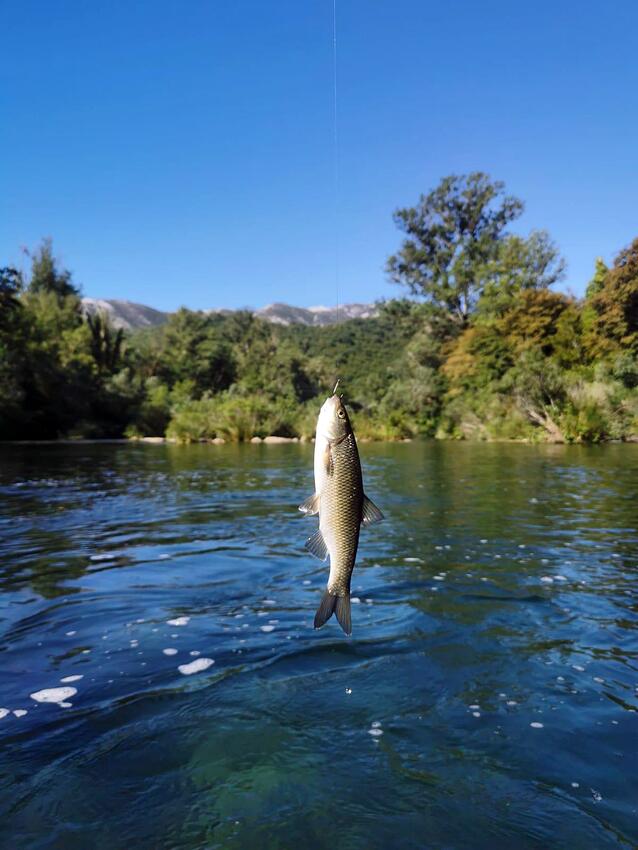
[
  {"xmin": 305, "ymin": 528, "xmax": 328, "ymax": 561},
  {"xmin": 362, "ymin": 494, "xmax": 384, "ymax": 526}
]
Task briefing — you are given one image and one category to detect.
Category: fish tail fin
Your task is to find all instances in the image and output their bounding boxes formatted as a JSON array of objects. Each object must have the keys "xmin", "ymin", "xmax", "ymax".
[
  {"xmin": 313, "ymin": 590, "xmax": 352, "ymax": 636},
  {"xmin": 335, "ymin": 594, "xmax": 352, "ymax": 636},
  {"xmin": 314, "ymin": 591, "xmax": 337, "ymax": 630}
]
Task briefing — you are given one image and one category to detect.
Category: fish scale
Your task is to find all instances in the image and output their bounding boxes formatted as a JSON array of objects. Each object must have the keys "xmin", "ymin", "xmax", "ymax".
[{"xmin": 321, "ymin": 432, "xmax": 363, "ymax": 596}]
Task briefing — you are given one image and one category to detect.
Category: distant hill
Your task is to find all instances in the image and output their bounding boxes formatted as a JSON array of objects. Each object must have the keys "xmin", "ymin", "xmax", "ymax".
[
  {"xmin": 81, "ymin": 298, "xmax": 378, "ymax": 330},
  {"xmin": 81, "ymin": 299, "xmax": 167, "ymax": 330},
  {"xmin": 254, "ymin": 302, "xmax": 377, "ymax": 326}
]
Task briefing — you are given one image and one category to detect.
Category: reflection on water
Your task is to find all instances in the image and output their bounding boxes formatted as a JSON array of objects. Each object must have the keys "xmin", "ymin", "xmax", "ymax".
[{"xmin": 0, "ymin": 442, "xmax": 637, "ymax": 849}]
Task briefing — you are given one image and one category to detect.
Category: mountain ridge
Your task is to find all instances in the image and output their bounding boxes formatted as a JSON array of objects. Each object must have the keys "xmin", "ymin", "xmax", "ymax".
[{"xmin": 81, "ymin": 298, "xmax": 378, "ymax": 330}]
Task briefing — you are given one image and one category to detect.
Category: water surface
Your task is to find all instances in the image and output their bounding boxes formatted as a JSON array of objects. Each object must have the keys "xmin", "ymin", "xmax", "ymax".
[{"xmin": 1, "ymin": 442, "xmax": 637, "ymax": 849}]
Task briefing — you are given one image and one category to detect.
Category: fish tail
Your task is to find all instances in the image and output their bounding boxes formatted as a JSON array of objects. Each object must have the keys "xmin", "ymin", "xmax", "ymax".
[{"xmin": 314, "ymin": 591, "xmax": 352, "ymax": 636}]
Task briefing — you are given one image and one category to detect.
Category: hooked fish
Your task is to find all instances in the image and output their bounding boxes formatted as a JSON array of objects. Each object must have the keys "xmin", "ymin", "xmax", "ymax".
[{"xmin": 299, "ymin": 386, "xmax": 383, "ymax": 635}]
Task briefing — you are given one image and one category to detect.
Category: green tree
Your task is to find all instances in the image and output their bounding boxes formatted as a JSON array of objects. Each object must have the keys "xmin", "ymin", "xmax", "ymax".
[
  {"xmin": 86, "ymin": 311, "xmax": 125, "ymax": 374},
  {"xmin": 477, "ymin": 230, "xmax": 566, "ymax": 317},
  {"xmin": 27, "ymin": 238, "xmax": 79, "ymax": 298},
  {"xmin": 386, "ymin": 173, "xmax": 524, "ymax": 325},
  {"xmin": 586, "ymin": 239, "xmax": 638, "ymax": 356}
]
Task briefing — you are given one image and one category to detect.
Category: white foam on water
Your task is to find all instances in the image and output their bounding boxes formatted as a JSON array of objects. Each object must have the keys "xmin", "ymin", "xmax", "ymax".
[
  {"xmin": 368, "ymin": 728, "xmax": 383, "ymax": 736},
  {"xmin": 571, "ymin": 782, "xmax": 580, "ymax": 788},
  {"xmin": 30, "ymin": 687, "xmax": 77, "ymax": 704},
  {"xmin": 433, "ymin": 575, "xmax": 445, "ymax": 581},
  {"xmin": 302, "ymin": 580, "xmax": 311, "ymax": 585},
  {"xmin": 167, "ymin": 617, "xmax": 190, "ymax": 627},
  {"xmin": 518, "ymin": 544, "xmax": 526, "ymax": 549},
  {"xmin": 530, "ymin": 722, "xmax": 544, "ymax": 728},
  {"xmin": 591, "ymin": 789, "xmax": 602, "ymax": 802},
  {"xmin": 404, "ymin": 557, "xmax": 422, "ymax": 563},
  {"xmin": 507, "ymin": 700, "xmax": 518, "ymax": 706},
  {"xmin": 59, "ymin": 702, "xmax": 73, "ymax": 708},
  {"xmin": 65, "ymin": 631, "xmax": 77, "ymax": 636},
  {"xmin": 178, "ymin": 658, "xmax": 214, "ymax": 676},
  {"xmin": 159, "ymin": 554, "xmax": 170, "ymax": 560},
  {"xmin": 90, "ymin": 554, "xmax": 112, "ymax": 561},
  {"xmin": 472, "ymin": 712, "xmax": 481, "ymax": 718},
  {"xmin": 351, "ymin": 597, "xmax": 361, "ymax": 604},
  {"xmin": 540, "ymin": 576, "xmax": 554, "ymax": 583},
  {"xmin": 81, "ymin": 649, "xmax": 90, "ymax": 654},
  {"xmin": 13, "ymin": 710, "xmax": 27, "ymax": 718},
  {"xmin": 556, "ymin": 676, "xmax": 565, "ymax": 683},
  {"xmin": 268, "ymin": 619, "xmax": 279, "ymax": 624},
  {"xmin": 60, "ymin": 675, "xmax": 83, "ymax": 683},
  {"xmin": 189, "ymin": 650, "xmax": 200, "ymax": 657},
  {"xmin": 163, "ymin": 648, "xmax": 178, "ymax": 656},
  {"xmin": 260, "ymin": 625, "xmax": 275, "ymax": 632},
  {"xmin": 371, "ymin": 721, "xmax": 382, "ymax": 728},
  {"xmin": 0, "ymin": 709, "xmax": 9, "ymax": 720},
  {"xmin": 263, "ymin": 599, "xmax": 276, "ymax": 605},
  {"xmin": 469, "ymin": 704, "xmax": 480, "ymax": 710},
  {"xmin": 554, "ymin": 575, "xmax": 567, "ymax": 581},
  {"xmin": 572, "ymin": 665, "xmax": 585, "ymax": 672},
  {"xmin": 345, "ymin": 688, "xmax": 352, "ymax": 695},
  {"xmin": 593, "ymin": 677, "xmax": 605, "ymax": 684}
]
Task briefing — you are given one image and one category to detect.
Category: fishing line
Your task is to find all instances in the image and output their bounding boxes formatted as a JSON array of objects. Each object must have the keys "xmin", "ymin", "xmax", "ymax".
[{"xmin": 332, "ymin": 0, "xmax": 340, "ymax": 327}]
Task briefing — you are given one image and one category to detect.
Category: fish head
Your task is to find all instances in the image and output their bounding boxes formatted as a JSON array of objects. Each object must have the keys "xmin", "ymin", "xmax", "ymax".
[{"xmin": 317, "ymin": 394, "xmax": 352, "ymax": 442}]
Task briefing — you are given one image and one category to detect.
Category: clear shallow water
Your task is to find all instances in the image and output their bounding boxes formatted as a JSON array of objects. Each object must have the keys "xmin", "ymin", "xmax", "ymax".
[{"xmin": 1, "ymin": 441, "xmax": 637, "ymax": 850}]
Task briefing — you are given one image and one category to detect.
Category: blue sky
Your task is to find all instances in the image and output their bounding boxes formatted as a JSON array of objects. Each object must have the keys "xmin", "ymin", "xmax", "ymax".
[{"xmin": 2, "ymin": 0, "xmax": 637, "ymax": 311}]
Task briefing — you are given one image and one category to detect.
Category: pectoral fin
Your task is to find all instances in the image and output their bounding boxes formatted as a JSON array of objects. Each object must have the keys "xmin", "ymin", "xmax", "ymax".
[
  {"xmin": 298, "ymin": 493, "xmax": 320, "ymax": 516},
  {"xmin": 362, "ymin": 494, "xmax": 384, "ymax": 526},
  {"xmin": 324, "ymin": 445, "xmax": 334, "ymax": 476},
  {"xmin": 305, "ymin": 528, "xmax": 328, "ymax": 561}
]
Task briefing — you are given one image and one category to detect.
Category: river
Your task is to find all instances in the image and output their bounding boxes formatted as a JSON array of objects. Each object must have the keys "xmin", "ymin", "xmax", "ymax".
[{"xmin": 1, "ymin": 442, "xmax": 637, "ymax": 849}]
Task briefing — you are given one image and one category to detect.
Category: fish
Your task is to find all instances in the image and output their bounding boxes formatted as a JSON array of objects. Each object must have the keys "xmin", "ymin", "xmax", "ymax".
[{"xmin": 299, "ymin": 386, "xmax": 383, "ymax": 635}]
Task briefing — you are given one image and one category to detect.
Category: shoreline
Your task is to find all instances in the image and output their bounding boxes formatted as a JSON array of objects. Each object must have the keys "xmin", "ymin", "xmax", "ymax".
[{"xmin": 1, "ymin": 436, "xmax": 636, "ymax": 446}]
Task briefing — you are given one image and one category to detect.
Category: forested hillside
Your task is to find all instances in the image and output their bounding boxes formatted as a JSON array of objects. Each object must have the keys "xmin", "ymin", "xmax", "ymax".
[{"xmin": 2, "ymin": 174, "xmax": 637, "ymax": 443}]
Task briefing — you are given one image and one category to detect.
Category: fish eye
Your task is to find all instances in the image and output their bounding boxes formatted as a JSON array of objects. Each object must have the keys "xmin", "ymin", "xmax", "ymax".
[{"xmin": 337, "ymin": 408, "xmax": 346, "ymax": 419}]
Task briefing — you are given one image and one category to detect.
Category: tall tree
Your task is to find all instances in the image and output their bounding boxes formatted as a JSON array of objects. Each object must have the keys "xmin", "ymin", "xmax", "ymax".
[
  {"xmin": 27, "ymin": 238, "xmax": 79, "ymax": 298},
  {"xmin": 477, "ymin": 230, "xmax": 566, "ymax": 317},
  {"xmin": 386, "ymin": 173, "xmax": 523, "ymax": 325},
  {"xmin": 587, "ymin": 238, "xmax": 638, "ymax": 355}
]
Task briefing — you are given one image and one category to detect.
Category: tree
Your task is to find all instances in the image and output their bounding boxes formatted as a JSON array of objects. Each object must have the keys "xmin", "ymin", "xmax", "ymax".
[
  {"xmin": 86, "ymin": 311, "xmax": 125, "ymax": 374},
  {"xmin": 585, "ymin": 257, "xmax": 608, "ymax": 299},
  {"xmin": 27, "ymin": 238, "xmax": 79, "ymax": 298},
  {"xmin": 477, "ymin": 230, "xmax": 566, "ymax": 317},
  {"xmin": 386, "ymin": 173, "xmax": 523, "ymax": 325},
  {"xmin": 0, "ymin": 266, "xmax": 23, "ymax": 319},
  {"xmin": 586, "ymin": 238, "xmax": 638, "ymax": 356}
]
